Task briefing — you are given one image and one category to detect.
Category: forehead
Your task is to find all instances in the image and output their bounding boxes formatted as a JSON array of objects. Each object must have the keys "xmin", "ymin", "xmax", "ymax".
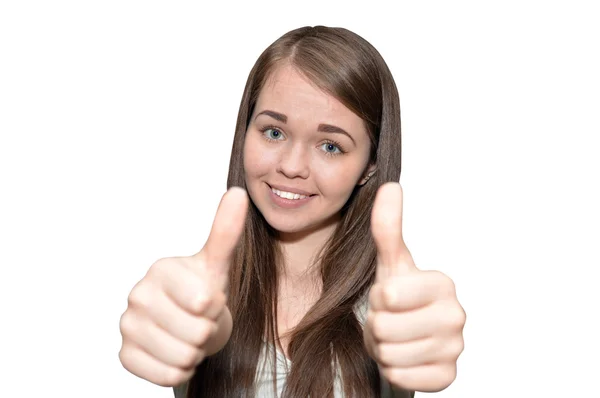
[{"xmin": 255, "ymin": 63, "xmax": 363, "ymax": 128}]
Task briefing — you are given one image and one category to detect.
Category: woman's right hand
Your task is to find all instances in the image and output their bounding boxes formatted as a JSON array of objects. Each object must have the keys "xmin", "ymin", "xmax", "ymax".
[{"xmin": 118, "ymin": 187, "xmax": 248, "ymax": 387}]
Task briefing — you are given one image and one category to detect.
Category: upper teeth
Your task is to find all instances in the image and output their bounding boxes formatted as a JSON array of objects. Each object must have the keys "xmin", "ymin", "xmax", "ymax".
[{"xmin": 272, "ymin": 188, "xmax": 308, "ymax": 200}]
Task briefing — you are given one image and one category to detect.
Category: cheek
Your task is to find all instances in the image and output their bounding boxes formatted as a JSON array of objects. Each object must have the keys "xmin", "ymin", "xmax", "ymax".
[
  {"xmin": 314, "ymin": 158, "xmax": 364, "ymax": 196},
  {"xmin": 243, "ymin": 134, "xmax": 278, "ymax": 177}
]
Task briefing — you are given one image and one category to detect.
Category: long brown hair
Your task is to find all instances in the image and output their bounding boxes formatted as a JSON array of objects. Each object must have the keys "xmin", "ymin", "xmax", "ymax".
[{"xmin": 187, "ymin": 25, "xmax": 402, "ymax": 397}]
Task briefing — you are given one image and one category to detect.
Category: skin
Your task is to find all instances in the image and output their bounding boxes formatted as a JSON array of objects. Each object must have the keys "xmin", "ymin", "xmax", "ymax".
[
  {"xmin": 119, "ymin": 188, "xmax": 248, "ymax": 387},
  {"xmin": 244, "ymin": 62, "xmax": 375, "ymax": 241},
  {"xmin": 365, "ymin": 183, "xmax": 466, "ymax": 392},
  {"xmin": 243, "ymin": 63, "xmax": 377, "ymax": 354},
  {"xmin": 242, "ymin": 64, "xmax": 466, "ymax": 391},
  {"xmin": 119, "ymin": 62, "xmax": 466, "ymax": 393}
]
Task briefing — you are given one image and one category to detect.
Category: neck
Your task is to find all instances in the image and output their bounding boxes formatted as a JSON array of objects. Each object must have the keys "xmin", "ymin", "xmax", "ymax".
[{"xmin": 276, "ymin": 214, "xmax": 340, "ymax": 285}]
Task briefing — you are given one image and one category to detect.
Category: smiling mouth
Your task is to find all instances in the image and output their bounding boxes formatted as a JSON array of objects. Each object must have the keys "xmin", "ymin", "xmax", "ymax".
[
  {"xmin": 267, "ymin": 184, "xmax": 316, "ymax": 200},
  {"xmin": 272, "ymin": 188, "xmax": 308, "ymax": 200}
]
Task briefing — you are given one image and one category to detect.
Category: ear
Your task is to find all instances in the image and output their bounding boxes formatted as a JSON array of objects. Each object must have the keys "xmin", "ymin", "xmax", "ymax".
[{"xmin": 358, "ymin": 164, "xmax": 377, "ymax": 186}]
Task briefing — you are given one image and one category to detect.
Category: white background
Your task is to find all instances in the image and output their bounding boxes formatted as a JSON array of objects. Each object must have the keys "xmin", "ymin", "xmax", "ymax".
[{"xmin": 1, "ymin": 1, "xmax": 599, "ymax": 397}]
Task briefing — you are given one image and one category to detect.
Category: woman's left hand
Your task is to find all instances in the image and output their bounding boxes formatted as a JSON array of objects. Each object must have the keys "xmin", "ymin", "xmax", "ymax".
[{"xmin": 364, "ymin": 183, "xmax": 466, "ymax": 392}]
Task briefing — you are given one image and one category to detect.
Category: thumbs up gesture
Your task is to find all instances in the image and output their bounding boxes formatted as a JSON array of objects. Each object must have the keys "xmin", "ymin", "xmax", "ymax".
[
  {"xmin": 364, "ymin": 183, "xmax": 466, "ymax": 392},
  {"xmin": 119, "ymin": 187, "xmax": 248, "ymax": 387}
]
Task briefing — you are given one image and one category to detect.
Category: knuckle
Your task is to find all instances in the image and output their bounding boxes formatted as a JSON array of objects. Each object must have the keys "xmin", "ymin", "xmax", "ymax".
[
  {"xmin": 128, "ymin": 283, "xmax": 153, "ymax": 309},
  {"xmin": 119, "ymin": 312, "xmax": 137, "ymax": 337},
  {"xmin": 449, "ymin": 304, "xmax": 467, "ymax": 330},
  {"xmin": 440, "ymin": 302, "xmax": 466, "ymax": 331},
  {"xmin": 431, "ymin": 270, "xmax": 456, "ymax": 294},
  {"xmin": 160, "ymin": 367, "xmax": 189, "ymax": 387},
  {"xmin": 127, "ymin": 285, "xmax": 143, "ymax": 307},
  {"xmin": 180, "ymin": 347, "xmax": 200, "ymax": 369},
  {"xmin": 429, "ymin": 364, "xmax": 456, "ymax": 391},
  {"xmin": 438, "ymin": 338, "xmax": 463, "ymax": 362},
  {"xmin": 427, "ymin": 270, "xmax": 456, "ymax": 296},
  {"xmin": 459, "ymin": 336, "xmax": 465, "ymax": 355},
  {"xmin": 430, "ymin": 269, "xmax": 447, "ymax": 279},
  {"xmin": 118, "ymin": 345, "xmax": 134, "ymax": 368},
  {"xmin": 148, "ymin": 258, "xmax": 170, "ymax": 277},
  {"xmin": 453, "ymin": 336, "xmax": 465, "ymax": 358},
  {"xmin": 439, "ymin": 364, "xmax": 457, "ymax": 388},
  {"xmin": 370, "ymin": 314, "xmax": 384, "ymax": 340},
  {"xmin": 445, "ymin": 277, "xmax": 457, "ymax": 296},
  {"xmin": 383, "ymin": 367, "xmax": 404, "ymax": 388},
  {"xmin": 205, "ymin": 294, "xmax": 227, "ymax": 319},
  {"xmin": 458, "ymin": 304, "xmax": 467, "ymax": 327},
  {"xmin": 376, "ymin": 343, "xmax": 391, "ymax": 364},
  {"xmin": 192, "ymin": 320, "xmax": 214, "ymax": 347}
]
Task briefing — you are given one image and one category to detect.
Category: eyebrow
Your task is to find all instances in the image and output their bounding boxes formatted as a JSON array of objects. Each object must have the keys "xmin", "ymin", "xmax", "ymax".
[{"xmin": 255, "ymin": 109, "xmax": 356, "ymax": 145}]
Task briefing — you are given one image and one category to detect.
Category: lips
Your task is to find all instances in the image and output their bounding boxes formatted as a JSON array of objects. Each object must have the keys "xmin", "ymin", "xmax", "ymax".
[
  {"xmin": 267, "ymin": 184, "xmax": 315, "ymax": 197},
  {"xmin": 266, "ymin": 183, "xmax": 316, "ymax": 209},
  {"xmin": 272, "ymin": 188, "xmax": 308, "ymax": 200}
]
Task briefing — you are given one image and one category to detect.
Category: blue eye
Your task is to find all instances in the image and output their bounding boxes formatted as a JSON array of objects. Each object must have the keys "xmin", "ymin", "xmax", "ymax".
[
  {"xmin": 321, "ymin": 142, "xmax": 342, "ymax": 155},
  {"xmin": 264, "ymin": 128, "xmax": 284, "ymax": 140}
]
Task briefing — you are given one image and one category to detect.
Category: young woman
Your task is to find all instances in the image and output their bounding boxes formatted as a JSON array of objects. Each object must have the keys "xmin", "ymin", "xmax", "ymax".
[{"xmin": 119, "ymin": 26, "xmax": 466, "ymax": 397}]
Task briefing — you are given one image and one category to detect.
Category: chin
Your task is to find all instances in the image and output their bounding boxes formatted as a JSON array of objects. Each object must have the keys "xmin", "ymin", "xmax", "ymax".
[
  {"xmin": 262, "ymin": 213, "xmax": 312, "ymax": 234},
  {"xmin": 262, "ymin": 209, "xmax": 342, "ymax": 239}
]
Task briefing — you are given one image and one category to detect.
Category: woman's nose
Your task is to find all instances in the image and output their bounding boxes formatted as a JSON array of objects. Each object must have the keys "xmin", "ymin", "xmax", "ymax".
[{"xmin": 277, "ymin": 142, "xmax": 310, "ymax": 179}]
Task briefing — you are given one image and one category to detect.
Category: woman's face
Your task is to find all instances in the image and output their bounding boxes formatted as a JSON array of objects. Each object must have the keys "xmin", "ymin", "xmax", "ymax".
[{"xmin": 243, "ymin": 63, "xmax": 375, "ymax": 236}]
